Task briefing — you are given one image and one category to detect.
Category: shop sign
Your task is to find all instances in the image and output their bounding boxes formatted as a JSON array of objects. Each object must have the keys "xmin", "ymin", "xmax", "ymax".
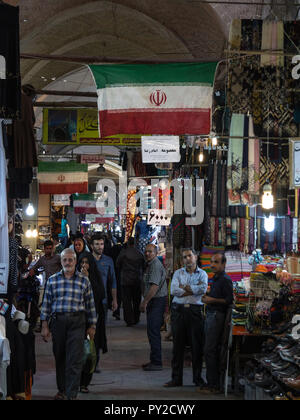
[
  {"xmin": 142, "ymin": 136, "xmax": 180, "ymax": 163},
  {"xmin": 292, "ymin": 55, "xmax": 300, "ymax": 80},
  {"xmin": 147, "ymin": 210, "xmax": 171, "ymax": 226},
  {"xmin": 79, "ymin": 137, "xmax": 142, "ymax": 146},
  {"xmin": 52, "ymin": 194, "xmax": 71, "ymax": 206},
  {"xmin": 289, "ymin": 140, "xmax": 300, "ymax": 188},
  {"xmin": 43, "ymin": 108, "xmax": 142, "ymax": 146},
  {"xmin": 80, "ymin": 155, "xmax": 106, "ymax": 164}
]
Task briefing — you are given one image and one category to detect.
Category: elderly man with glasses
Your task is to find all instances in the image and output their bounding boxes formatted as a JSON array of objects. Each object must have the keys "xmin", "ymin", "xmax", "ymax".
[{"xmin": 41, "ymin": 248, "xmax": 97, "ymax": 401}]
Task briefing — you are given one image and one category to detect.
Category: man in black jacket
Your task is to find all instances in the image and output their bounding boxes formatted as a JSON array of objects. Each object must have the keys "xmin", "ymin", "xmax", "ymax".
[
  {"xmin": 116, "ymin": 238, "xmax": 144, "ymax": 326},
  {"xmin": 201, "ymin": 252, "xmax": 234, "ymax": 394}
]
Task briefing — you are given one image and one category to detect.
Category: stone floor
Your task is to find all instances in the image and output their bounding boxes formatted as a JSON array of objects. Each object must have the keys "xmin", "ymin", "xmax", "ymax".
[{"xmin": 32, "ymin": 312, "xmax": 241, "ymax": 401}]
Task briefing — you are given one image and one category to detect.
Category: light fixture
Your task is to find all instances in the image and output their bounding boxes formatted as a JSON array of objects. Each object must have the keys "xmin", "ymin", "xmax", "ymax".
[
  {"xmin": 262, "ymin": 183, "xmax": 274, "ymax": 210},
  {"xmin": 32, "ymin": 226, "xmax": 38, "ymax": 238},
  {"xmin": 264, "ymin": 215, "xmax": 275, "ymax": 233},
  {"xmin": 26, "ymin": 203, "xmax": 35, "ymax": 216},
  {"xmin": 199, "ymin": 152, "xmax": 204, "ymax": 163},
  {"xmin": 212, "ymin": 136, "xmax": 218, "ymax": 147},
  {"xmin": 25, "ymin": 226, "xmax": 32, "ymax": 238},
  {"xmin": 97, "ymin": 164, "xmax": 106, "ymax": 174}
]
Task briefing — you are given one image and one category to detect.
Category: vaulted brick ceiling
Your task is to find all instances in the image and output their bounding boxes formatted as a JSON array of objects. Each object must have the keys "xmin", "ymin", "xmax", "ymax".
[{"xmin": 5, "ymin": 0, "xmax": 289, "ymax": 88}]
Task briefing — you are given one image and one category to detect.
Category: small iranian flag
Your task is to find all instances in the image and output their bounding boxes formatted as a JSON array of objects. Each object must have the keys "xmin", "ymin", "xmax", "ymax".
[
  {"xmin": 73, "ymin": 194, "xmax": 97, "ymax": 214},
  {"xmin": 38, "ymin": 162, "xmax": 88, "ymax": 194},
  {"xmin": 89, "ymin": 62, "xmax": 217, "ymax": 137}
]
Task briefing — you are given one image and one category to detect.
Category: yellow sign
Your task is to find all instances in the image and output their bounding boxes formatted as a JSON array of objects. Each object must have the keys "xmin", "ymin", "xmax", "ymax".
[
  {"xmin": 80, "ymin": 137, "xmax": 142, "ymax": 146},
  {"xmin": 43, "ymin": 108, "xmax": 142, "ymax": 146}
]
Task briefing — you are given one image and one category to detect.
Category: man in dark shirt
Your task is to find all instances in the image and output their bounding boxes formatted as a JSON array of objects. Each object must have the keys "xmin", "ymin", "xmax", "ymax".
[
  {"xmin": 201, "ymin": 252, "xmax": 233, "ymax": 393},
  {"xmin": 116, "ymin": 238, "xmax": 144, "ymax": 327}
]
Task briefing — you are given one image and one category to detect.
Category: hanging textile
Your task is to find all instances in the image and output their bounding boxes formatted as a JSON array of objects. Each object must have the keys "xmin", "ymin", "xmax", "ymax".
[
  {"xmin": 0, "ymin": 3, "xmax": 21, "ymax": 119},
  {"xmin": 229, "ymin": 19, "xmax": 242, "ymax": 50},
  {"xmin": 125, "ymin": 190, "xmax": 136, "ymax": 243},
  {"xmin": 227, "ymin": 113, "xmax": 244, "ymax": 205},
  {"xmin": 11, "ymin": 91, "xmax": 37, "ymax": 169},
  {"xmin": 0, "ymin": 121, "xmax": 9, "ymax": 296},
  {"xmin": 261, "ymin": 21, "xmax": 284, "ymax": 67},
  {"xmin": 227, "ymin": 19, "xmax": 300, "ymax": 139}
]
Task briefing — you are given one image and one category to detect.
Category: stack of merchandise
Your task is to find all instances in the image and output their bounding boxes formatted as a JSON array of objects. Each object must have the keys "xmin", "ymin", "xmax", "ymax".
[
  {"xmin": 292, "ymin": 278, "xmax": 300, "ymax": 295},
  {"xmin": 286, "ymin": 257, "xmax": 300, "ymax": 295},
  {"xmin": 233, "ymin": 280, "xmax": 251, "ymax": 328},
  {"xmin": 200, "ymin": 246, "xmax": 225, "ymax": 282},
  {"xmin": 225, "ymin": 251, "xmax": 252, "ymax": 283},
  {"xmin": 255, "ymin": 256, "xmax": 282, "ymax": 274},
  {"xmin": 243, "ymin": 322, "xmax": 300, "ymax": 400}
]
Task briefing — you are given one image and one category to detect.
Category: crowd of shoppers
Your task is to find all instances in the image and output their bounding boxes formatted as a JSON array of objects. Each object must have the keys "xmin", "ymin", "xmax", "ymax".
[{"xmin": 28, "ymin": 231, "xmax": 234, "ymax": 400}]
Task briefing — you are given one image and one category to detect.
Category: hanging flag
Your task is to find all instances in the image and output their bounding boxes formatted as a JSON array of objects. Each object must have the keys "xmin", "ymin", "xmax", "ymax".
[
  {"xmin": 73, "ymin": 194, "xmax": 97, "ymax": 214},
  {"xmin": 37, "ymin": 162, "xmax": 88, "ymax": 194},
  {"xmin": 89, "ymin": 62, "xmax": 217, "ymax": 137}
]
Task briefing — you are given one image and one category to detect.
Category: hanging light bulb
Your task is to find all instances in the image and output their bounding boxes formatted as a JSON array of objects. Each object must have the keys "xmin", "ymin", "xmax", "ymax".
[
  {"xmin": 25, "ymin": 226, "xmax": 32, "ymax": 238},
  {"xmin": 32, "ymin": 226, "xmax": 38, "ymax": 238},
  {"xmin": 264, "ymin": 215, "xmax": 275, "ymax": 233},
  {"xmin": 199, "ymin": 149, "xmax": 204, "ymax": 163},
  {"xmin": 212, "ymin": 136, "xmax": 218, "ymax": 147},
  {"xmin": 26, "ymin": 203, "xmax": 35, "ymax": 216},
  {"xmin": 262, "ymin": 183, "xmax": 274, "ymax": 210}
]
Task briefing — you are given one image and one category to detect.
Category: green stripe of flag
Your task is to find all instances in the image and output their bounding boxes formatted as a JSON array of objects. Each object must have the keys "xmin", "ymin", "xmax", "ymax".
[
  {"xmin": 90, "ymin": 62, "xmax": 218, "ymax": 89},
  {"xmin": 73, "ymin": 194, "xmax": 95, "ymax": 201},
  {"xmin": 38, "ymin": 161, "xmax": 88, "ymax": 173}
]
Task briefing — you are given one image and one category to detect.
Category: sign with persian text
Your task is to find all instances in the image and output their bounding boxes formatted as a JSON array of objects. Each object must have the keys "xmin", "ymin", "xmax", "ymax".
[{"xmin": 142, "ymin": 136, "xmax": 180, "ymax": 163}]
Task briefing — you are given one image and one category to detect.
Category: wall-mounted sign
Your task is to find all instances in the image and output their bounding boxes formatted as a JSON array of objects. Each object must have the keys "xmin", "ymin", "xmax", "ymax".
[
  {"xmin": 79, "ymin": 137, "xmax": 142, "ymax": 146},
  {"xmin": 289, "ymin": 139, "xmax": 300, "ymax": 188},
  {"xmin": 80, "ymin": 155, "xmax": 106, "ymax": 164},
  {"xmin": 142, "ymin": 136, "xmax": 180, "ymax": 163},
  {"xmin": 52, "ymin": 195, "xmax": 71, "ymax": 206}
]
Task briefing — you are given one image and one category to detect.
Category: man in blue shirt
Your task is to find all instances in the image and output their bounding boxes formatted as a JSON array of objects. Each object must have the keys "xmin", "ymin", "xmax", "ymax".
[
  {"xmin": 91, "ymin": 233, "xmax": 118, "ymax": 319},
  {"xmin": 164, "ymin": 248, "xmax": 208, "ymax": 388},
  {"xmin": 41, "ymin": 248, "xmax": 97, "ymax": 400}
]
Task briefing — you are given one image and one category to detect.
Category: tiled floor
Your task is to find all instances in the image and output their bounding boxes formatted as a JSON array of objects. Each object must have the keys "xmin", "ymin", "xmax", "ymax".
[{"xmin": 32, "ymin": 312, "xmax": 241, "ymax": 401}]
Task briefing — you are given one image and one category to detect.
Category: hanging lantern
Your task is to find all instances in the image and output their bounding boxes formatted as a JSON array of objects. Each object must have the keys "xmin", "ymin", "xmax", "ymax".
[{"xmin": 262, "ymin": 183, "xmax": 274, "ymax": 210}]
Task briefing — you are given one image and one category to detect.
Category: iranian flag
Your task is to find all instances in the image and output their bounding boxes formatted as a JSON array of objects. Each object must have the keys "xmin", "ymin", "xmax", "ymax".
[
  {"xmin": 89, "ymin": 62, "xmax": 217, "ymax": 137},
  {"xmin": 73, "ymin": 194, "xmax": 98, "ymax": 214},
  {"xmin": 38, "ymin": 162, "xmax": 88, "ymax": 194}
]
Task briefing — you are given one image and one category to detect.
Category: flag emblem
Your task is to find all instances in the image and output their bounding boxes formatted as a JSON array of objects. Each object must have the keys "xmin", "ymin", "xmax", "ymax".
[{"xmin": 150, "ymin": 90, "xmax": 167, "ymax": 107}]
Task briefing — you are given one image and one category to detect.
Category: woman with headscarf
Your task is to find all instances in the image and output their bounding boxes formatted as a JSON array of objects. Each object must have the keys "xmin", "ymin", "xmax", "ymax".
[{"xmin": 78, "ymin": 252, "xmax": 107, "ymax": 393}]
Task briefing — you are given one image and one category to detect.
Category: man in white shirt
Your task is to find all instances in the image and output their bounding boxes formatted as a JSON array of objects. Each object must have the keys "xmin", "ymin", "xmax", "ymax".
[{"xmin": 164, "ymin": 248, "xmax": 208, "ymax": 388}]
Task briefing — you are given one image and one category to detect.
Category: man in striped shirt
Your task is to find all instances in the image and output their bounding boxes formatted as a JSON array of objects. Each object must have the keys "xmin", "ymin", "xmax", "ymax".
[{"xmin": 41, "ymin": 248, "xmax": 97, "ymax": 400}]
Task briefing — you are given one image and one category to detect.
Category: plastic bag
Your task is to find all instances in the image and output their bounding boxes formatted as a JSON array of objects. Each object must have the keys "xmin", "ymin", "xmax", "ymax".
[{"xmin": 82, "ymin": 338, "xmax": 97, "ymax": 374}]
